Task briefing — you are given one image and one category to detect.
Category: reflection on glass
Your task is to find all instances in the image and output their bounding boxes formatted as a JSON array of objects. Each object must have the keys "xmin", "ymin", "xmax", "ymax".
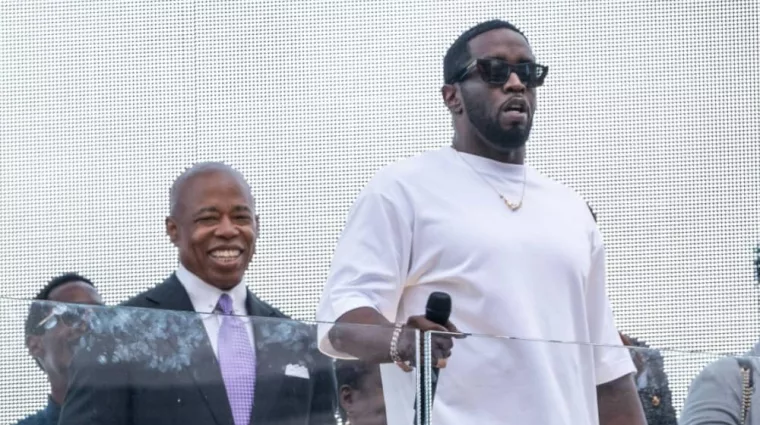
[
  {"xmin": 620, "ymin": 333, "xmax": 677, "ymax": 425},
  {"xmin": 417, "ymin": 331, "xmax": 755, "ymax": 425},
  {"xmin": 56, "ymin": 304, "xmax": 340, "ymax": 425},
  {"xmin": 336, "ymin": 360, "xmax": 387, "ymax": 425},
  {"xmin": 16, "ymin": 274, "xmax": 104, "ymax": 425},
  {"xmin": 3, "ymin": 298, "xmax": 418, "ymax": 425},
  {"xmin": 12, "ymin": 297, "xmax": 760, "ymax": 425}
]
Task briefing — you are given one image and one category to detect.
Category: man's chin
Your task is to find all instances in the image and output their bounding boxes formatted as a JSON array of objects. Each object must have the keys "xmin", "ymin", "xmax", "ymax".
[
  {"xmin": 203, "ymin": 270, "xmax": 246, "ymax": 290},
  {"xmin": 486, "ymin": 137, "xmax": 528, "ymax": 153},
  {"xmin": 479, "ymin": 125, "xmax": 530, "ymax": 153}
]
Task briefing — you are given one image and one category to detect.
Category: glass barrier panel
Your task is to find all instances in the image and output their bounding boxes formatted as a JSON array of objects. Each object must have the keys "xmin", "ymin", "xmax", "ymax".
[
  {"xmin": 421, "ymin": 330, "xmax": 755, "ymax": 425},
  {"xmin": 0, "ymin": 297, "xmax": 418, "ymax": 425}
]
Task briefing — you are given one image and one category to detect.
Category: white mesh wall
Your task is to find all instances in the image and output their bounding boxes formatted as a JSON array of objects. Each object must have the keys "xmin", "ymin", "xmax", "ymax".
[{"xmin": 1, "ymin": 1, "xmax": 759, "ymax": 422}]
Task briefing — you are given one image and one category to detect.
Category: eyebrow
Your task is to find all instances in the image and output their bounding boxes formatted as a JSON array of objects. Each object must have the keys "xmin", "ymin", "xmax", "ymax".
[
  {"xmin": 192, "ymin": 207, "xmax": 219, "ymax": 218},
  {"xmin": 483, "ymin": 55, "xmax": 536, "ymax": 63},
  {"xmin": 192, "ymin": 205, "xmax": 252, "ymax": 218},
  {"xmin": 231, "ymin": 205, "xmax": 253, "ymax": 214}
]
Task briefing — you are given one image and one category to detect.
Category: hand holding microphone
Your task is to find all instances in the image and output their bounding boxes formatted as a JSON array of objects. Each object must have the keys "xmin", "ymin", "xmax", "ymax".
[
  {"xmin": 395, "ymin": 292, "xmax": 461, "ymax": 369},
  {"xmin": 399, "ymin": 293, "xmax": 460, "ymax": 425}
]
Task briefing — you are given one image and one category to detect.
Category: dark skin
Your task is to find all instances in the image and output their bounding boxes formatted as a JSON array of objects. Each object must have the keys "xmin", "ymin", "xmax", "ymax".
[
  {"xmin": 441, "ymin": 28, "xmax": 535, "ymax": 165},
  {"xmin": 334, "ymin": 27, "xmax": 645, "ymax": 424},
  {"xmin": 329, "ymin": 309, "xmax": 458, "ymax": 369},
  {"xmin": 26, "ymin": 281, "xmax": 103, "ymax": 405},
  {"xmin": 442, "ymin": 28, "xmax": 646, "ymax": 425},
  {"xmin": 339, "ymin": 365, "xmax": 386, "ymax": 425},
  {"xmin": 166, "ymin": 168, "xmax": 259, "ymax": 290},
  {"xmin": 597, "ymin": 374, "xmax": 648, "ymax": 425},
  {"xmin": 333, "ymin": 34, "xmax": 546, "ymax": 367}
]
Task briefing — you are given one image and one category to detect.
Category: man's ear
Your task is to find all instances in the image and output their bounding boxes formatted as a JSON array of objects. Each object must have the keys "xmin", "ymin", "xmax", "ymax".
[
  {"xmin": 26, "ymin": 335, "xmax": 43, "ymax": 359},
  {"xmin": 339, "ymin": 385, "xmax": 354, "ymax": 414},
  {"xmin": 441, "ymin": 84, "xmax": 463, "ymax": 114},
  {"xmin": 252, "ymin": 215, "xmax": 261, "ymax": 255},
  {"xmin": 165, "ymin": 216, "xmax": 179, "ymax": 245}
]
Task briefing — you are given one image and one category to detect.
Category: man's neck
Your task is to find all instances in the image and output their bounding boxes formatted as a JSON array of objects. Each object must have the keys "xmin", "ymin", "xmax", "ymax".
[
  {"xmin": 451, "ymin": 141, "xmax": 525, "ymax": 165},
  {"xmin": 50, "ymin": 379, "xmax": 66, "ymax": 405}
]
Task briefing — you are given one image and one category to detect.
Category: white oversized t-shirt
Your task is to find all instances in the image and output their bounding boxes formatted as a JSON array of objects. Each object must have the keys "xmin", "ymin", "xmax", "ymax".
[{"xmin": 317, "ymin": 146, "xmax": 635, "ymax": 425}]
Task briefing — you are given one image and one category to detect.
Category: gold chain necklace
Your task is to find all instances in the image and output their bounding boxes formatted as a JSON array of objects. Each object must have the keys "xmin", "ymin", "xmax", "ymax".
[{"xmin": 453, "ymin": 148, "xmax": 527, "ymax": 212}]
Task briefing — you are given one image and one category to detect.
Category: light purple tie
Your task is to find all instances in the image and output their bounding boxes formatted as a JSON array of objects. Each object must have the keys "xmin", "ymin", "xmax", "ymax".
[{"xmin": 217, "ymin": 294, "xmax": 256, "ymax": 425}]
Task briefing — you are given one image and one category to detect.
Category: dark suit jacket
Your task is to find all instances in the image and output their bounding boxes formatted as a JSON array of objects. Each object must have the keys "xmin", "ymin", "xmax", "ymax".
[{"xmin": 59, "ymin": 274, "xmax": 338, "ymax": 425}]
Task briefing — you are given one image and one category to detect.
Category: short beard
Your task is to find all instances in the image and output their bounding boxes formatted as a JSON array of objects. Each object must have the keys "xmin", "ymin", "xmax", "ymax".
[{"xmin": 462, "ymin": 88, "xmax": 532, "ymax": 152}]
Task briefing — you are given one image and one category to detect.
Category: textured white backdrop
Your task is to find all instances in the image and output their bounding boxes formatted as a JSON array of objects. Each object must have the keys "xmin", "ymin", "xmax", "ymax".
[{"xmin": 1, "ymin": 1, "xmax": 759, "ymax": 422}]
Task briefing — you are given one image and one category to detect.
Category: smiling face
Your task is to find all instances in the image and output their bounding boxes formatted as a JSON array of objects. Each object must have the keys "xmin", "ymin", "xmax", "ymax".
[{"xmin": 166, "ymin": 169, "xmax": 258, "ymax": 290}]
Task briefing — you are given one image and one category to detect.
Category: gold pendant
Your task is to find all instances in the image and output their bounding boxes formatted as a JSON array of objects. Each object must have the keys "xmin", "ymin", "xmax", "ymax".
[{"xmin": 500, "ymin": 196, "xmax": 522, "ymax": 211}]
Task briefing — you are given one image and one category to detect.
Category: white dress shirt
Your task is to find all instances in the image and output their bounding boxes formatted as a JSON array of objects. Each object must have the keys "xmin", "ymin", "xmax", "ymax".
[{"xmin": 176, "ymin": 263, "xmax": 255, "ymax": 357}]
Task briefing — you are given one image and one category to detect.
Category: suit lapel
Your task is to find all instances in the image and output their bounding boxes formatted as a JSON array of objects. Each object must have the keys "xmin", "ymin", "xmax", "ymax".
[
  {"xmin": 147, "ymin": 274, "xmax": 235, "ymax": 425},
  {"xmin": 247, "ymin": 292, "xmax": 286, "ymax": 425},
  {"xmin": 188, "ymin": 337, "xmax": 235, "ymax": 425}
]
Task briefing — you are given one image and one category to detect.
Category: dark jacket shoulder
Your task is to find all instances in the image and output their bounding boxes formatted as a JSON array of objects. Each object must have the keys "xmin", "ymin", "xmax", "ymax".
[{"xmin": 119, "ymin": 273, "xmax": 289, "ymax": 320}]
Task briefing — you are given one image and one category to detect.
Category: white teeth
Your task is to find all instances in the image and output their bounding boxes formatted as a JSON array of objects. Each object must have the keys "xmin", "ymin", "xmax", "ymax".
[{"xmin": 210, "ymin": 250, "xmax": 241, "ymax": 259}]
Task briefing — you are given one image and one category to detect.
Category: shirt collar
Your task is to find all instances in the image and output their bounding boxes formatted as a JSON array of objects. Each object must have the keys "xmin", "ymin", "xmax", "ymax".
[
  {"xmin": 176, "ymin": 263, "xmax": 249, "ymax": 316},
  {"xmin": 446, "ymin": 145, "xmax": 527, "ymax": 179},
  {"xmin": 45, "ymin": 396, "xmax": 61, "ymax": 424}
]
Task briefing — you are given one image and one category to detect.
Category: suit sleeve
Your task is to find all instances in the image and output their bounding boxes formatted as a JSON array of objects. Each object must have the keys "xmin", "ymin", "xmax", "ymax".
[{"xmin": 58, "ymin": 342, "xmax": 131, "ymax": 425}]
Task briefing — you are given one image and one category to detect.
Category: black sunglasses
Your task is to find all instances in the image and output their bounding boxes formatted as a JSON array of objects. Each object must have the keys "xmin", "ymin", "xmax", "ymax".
[
  {"xmin": 37, "ymin": 304, "xmax": 83, "ymax": 331},
  {"xmin": 455, "ymin": 58, "xmax": 548, "ymax": 88}
]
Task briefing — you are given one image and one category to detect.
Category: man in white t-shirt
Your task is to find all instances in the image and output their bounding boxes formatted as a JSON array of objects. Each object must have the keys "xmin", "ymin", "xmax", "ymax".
[{"xmin": 316, "ymin": 19, "xmax": 646, "ymax": 425}]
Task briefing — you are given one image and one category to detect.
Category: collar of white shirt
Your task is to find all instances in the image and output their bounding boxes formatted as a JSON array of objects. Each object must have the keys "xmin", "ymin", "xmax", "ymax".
[{"xmin": 176, "ymin": 263, "xmax": 249, "ymax": 317}]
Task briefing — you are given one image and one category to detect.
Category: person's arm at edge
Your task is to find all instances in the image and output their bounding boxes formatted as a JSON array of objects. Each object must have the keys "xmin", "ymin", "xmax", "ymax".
[
  {"xmin": 319, "ymin": 169, "xmax": 458, "ymax": 366},
  {"xmin": 319, "ymin": 173, "xmax": 412, "ymax": 363},
  {"xmin": 597, "ymin": 373, "xmax": 647, "ymax": 425},
  {"xmin": 329, "ymin": 308, "xmax": 397, "ymax": 363},
  {"xmin": 317, "ymin": 168, "xmax": 434, "ymax": 364},
  {"xmin": 679, "ymin": 357, "xmax": 745, "ymax": 425}
]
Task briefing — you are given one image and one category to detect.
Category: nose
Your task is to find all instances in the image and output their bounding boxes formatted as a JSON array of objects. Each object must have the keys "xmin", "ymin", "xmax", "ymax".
[
  {"xmin": 503, "ymin": 71, "xmax": 526, "ymax": 93},
  {"xmin": 215, "ymin": 216, "xmax": 240, "ymax": 238}
]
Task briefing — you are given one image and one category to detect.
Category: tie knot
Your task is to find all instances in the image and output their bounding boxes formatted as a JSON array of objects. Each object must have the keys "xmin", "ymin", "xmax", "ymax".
[{"xmin": 217, "ymin": 294, "xmax": 233, "ymax": 315}]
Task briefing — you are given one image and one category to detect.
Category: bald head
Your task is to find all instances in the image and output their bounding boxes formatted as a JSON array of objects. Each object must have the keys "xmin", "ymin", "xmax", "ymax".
[
  {"xmin": 169, "ymin": 162, "xmax": 255, "ymax": 217},
  {"xmin": 166, "ymin": 162, "xmax": 259, "ymax": 289}
]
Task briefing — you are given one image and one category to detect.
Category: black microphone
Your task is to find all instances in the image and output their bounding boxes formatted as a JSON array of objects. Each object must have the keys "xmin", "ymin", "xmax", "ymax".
[
  {"xmin": 426, "ymin": 291, "xmax": 452, "ymax": 327},
  {"xmin": 416, "ymin": 292, "xmax": 452, "ymax": 424}
]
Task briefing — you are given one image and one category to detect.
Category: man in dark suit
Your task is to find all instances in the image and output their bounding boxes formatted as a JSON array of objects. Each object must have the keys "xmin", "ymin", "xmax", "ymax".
[
  {"xmin": 59, "ymin": 162, "xmax": 338, "ymax": 425},
  {"xmin": 16, "ymin": 273, "xmax": 103, "ymax": 425}
]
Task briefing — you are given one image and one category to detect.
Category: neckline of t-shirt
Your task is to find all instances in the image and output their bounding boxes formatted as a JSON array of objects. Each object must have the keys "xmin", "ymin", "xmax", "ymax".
[{"xmin": 444, "ymin": 145, "xmax": 528, "ymax": 179}]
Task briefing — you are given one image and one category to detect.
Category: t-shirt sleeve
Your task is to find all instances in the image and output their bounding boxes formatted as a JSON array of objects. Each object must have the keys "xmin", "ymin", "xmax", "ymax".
[
  {"xmin": 586, "ymin": 227, "xmax": 637, "ymax": 385},
  {"xmin": 316, "ymin": 171, "xmax": 413, "ymax": 358},
  {"xmin": 679, "ymin": 357, "xmax": 746, "ymax": 425}
]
